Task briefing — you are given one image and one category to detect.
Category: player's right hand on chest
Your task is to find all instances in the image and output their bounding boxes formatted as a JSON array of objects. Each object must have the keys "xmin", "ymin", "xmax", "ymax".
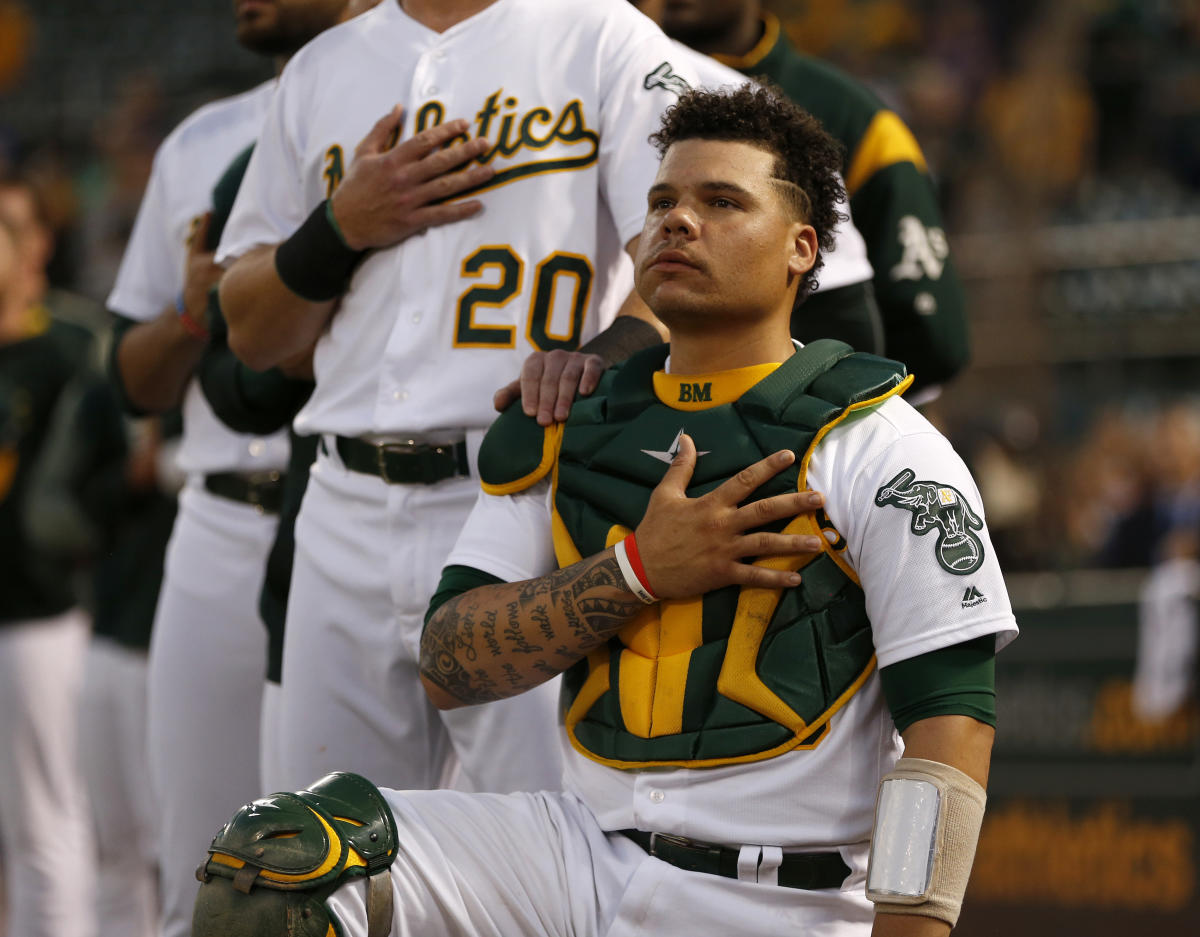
[
  {"xmin": 329, "ymin": 106, "xmax": 496, "ymax": 251},
  {"xmin": 634, "ymin": 434, "xmax": 827, "ymax": 599}
]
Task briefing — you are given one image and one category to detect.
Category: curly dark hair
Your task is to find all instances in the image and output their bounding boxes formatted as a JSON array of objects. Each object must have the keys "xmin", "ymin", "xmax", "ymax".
[{"xmin": 649, "ymin": 82, "xmax": 846, "ymax": 298}]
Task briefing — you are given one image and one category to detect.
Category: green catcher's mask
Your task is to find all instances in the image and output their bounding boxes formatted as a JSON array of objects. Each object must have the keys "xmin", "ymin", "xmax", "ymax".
[{"xmin": 192, "ymin": 772, "xmax": 397, "ymax": 937}]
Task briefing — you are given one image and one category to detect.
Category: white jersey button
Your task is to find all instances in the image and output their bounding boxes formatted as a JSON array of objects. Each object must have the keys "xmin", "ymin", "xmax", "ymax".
[
  {"xmin": 649, "ymin": 789, "xmax": 665, "ymax": 804},
  {"xmin": 249, "ymin": 440, "xmax": 265, "ymax": 457},
  {"xmin": 425, "ymin": 85, "xmax": 439, "ymax": 95}
]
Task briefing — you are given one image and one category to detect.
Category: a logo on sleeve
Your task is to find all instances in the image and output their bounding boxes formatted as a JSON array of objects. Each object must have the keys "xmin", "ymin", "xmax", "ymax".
[
  {"xmin": 890, "ymin": 216, "xmax": 948, "ymax": 282},
  {"xmin": 961, "ymin": 586, "xmax": 987, "ymax": 608},
  {"xmin": 644, "ymin": 62, "xmax": 691, "ymax": 96},
  {"xmin": 875, "ymin": 468, "xmax": 985, "ymax": 574}
]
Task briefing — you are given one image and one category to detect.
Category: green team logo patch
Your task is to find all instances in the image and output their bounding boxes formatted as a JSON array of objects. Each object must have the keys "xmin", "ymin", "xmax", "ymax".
[
  {"xmin": 644, "ymin": 62, "xmax": 691, "ymax": 96},
  {"xmin": 875, "ymin": 468, "xmax": 985, "ymax": 574}
]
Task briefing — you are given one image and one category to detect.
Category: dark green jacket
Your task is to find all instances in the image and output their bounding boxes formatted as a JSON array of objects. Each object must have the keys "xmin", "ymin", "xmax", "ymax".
[{"xmin": 720, "ymin": 14, "xmax": 969, "ymax": 389}]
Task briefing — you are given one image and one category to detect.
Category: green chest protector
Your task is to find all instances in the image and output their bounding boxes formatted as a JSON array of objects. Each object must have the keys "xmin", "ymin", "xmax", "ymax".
[{"xmin": 479, "ymin": 340, "xmax": 910, "ymax": 769}]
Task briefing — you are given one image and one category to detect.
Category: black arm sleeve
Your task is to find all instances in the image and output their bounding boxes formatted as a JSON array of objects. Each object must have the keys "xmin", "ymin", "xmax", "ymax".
[{"xmin": 196, "ymin": 293, "xmax": 313, "ymax": 436}]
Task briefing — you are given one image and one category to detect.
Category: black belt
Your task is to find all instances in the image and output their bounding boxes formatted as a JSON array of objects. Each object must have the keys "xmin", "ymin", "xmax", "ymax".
[
  {"xmin": 203, "ymin": 471, "xmax": 284, "ymax": 514},
  {"xmin": 620, "ymin": 830, "xmax": 849, "ymax": 891},
  {"xmin": 335, "ymin": 436, "xmax": 469, "ymax": 485}
]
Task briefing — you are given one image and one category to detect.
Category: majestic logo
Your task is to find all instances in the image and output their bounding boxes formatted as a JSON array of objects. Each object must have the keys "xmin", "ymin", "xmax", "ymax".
[
  {"xmin": 643, "ymin": 62, "xmax": 691, "ymax": 96},
  {"xmin": 961, "ymin": 586, "xmax": 987, "ymax": 608},
  {"xmin": 875, "ymin": 468, "xmax": 985, "ymax": 574},
  {"xmin": 890, "ymin": 216, "xmax": 949, "ymax": 282},
  {"xmin": 642, "ymin": 427, "xmax": 710, "ymax": 465},
  {"xmin": 678, "ymin": 382, "xmax": 712, "ymax": 403}
]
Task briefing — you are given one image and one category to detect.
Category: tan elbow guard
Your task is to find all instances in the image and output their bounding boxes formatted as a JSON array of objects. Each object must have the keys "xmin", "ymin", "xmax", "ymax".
[{"xmin": 865, "ymin": 757, "xmax": 987, "ymax": 927}]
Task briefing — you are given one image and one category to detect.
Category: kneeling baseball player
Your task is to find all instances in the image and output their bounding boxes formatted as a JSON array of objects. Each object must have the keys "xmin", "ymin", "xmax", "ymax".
[{"xmin": 192, "ymin": 83, "xmax": 1017, "ymax": 937}]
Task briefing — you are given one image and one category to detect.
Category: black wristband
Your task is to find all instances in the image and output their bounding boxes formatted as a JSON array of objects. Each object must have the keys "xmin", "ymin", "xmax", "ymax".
[
  {"xmin": 580, "ymin": 316, "xmax": 663, "ymax": 365},
  {"xmin": 274, "ymin": 200, "xmax": 365, "ymax": 302}
]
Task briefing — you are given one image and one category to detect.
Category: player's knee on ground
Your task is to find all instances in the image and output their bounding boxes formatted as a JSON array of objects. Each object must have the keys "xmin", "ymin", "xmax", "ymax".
[{"xmin": 192, "ymin": 771, "xmax": 396, "ymax": 937}]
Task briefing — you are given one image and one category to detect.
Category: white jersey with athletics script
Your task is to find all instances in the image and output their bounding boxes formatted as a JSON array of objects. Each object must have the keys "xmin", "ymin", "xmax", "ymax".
[
  {"xmin": 108, "ymin": 81, "xmax": 289, "ymax": 476},
  {"xmin": 444, "ymin": 362, "xmax": 1018, "ymax": 853},
  {"xmin": 217, "ymin": 0, "xmax": 702, "ymax": 441}
]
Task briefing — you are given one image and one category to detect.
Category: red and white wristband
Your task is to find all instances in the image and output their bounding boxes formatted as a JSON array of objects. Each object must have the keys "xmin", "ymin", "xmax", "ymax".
[
  {"xmin": 613, "ymin": 533, "xmax": 658, "ymax": 604},
  {"xmin": 175, "ymin": 292, "xmax": 210, "ymax": 340}
]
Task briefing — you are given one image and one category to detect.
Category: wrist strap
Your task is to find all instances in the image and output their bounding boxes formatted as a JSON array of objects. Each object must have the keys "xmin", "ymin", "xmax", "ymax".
[
  {"xmin": 176, "ymin": 292, "xmax": 210, "ymax": 340},
  {"xmin": 274, "ymin": 200, "xmax": 365, "ymax": 302},
  {"xmin": 614, "ymin": 534, "xmax": 658, "ymax": 604}
]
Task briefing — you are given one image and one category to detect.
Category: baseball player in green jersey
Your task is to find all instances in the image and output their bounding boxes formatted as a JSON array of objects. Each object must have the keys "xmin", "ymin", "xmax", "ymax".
[
  {"xmin": 642, "ymin": 0, "xmax": 969, "ymax": 396},
  {"xmin": 0, "ymin": 182, "xmax": 96, "ymax": 937},
  {"xmin": 193, "ymin": 84, "xmax": 1015, "ymax": 937}
]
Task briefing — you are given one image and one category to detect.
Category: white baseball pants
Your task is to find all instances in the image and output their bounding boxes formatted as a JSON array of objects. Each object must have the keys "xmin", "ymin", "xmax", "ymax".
[
  {"xmin": 79, "ymin": 637, "xmax": 158, "ymax": 937},
  {"xmin": 146, "ymin": 481, "xmax": 275, "ymax": 937},
  {"xmin": 0, "ymin": 608, "xmax": 95, "ymax": 937},
  {"xmin": 271, "ymin": 444, "xmax": 563, "ymax": 795},
  {"xmin": 327, "ymin": 788, "xmax": 876, "ymax": 937}
]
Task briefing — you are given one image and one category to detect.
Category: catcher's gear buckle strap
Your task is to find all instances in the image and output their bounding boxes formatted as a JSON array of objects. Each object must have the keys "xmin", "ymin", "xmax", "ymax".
[{"xmin": 366, "ymin": 871, "xmax": 392, "ymax": 937}]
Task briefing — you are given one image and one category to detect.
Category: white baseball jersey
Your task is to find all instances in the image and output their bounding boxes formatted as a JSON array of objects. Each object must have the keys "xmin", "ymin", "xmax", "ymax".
[
  {"xmin": 217, "ymin": 0, "xmax": 703, "ymax": 441},
  {"xmin": 107, "ymin": 81, "xmax": 289, "ymax": 476},
  {"xmin": 445, "ymin": 359, "xmax": 1019, "ymax": 852}
]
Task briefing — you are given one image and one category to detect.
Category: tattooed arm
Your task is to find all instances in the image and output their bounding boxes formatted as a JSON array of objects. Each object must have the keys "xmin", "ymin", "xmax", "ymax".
[
  {"xmin": 420, "ymin": 552, "xmax": 643, "ymax": 709},
  {"xmin": 420, "ymin": 435, "xmax": 828, "ymax": 710}
]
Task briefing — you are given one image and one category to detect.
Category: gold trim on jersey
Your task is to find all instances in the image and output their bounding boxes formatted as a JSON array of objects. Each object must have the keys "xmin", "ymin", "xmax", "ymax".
[
  {"xmin": 652, "ymin": 361, "xmax": 783, "ymax": 411},
  {"xmin": 430, "ymin": 93, "xmax": 600, "ymax": 202},
  {"xmin": 524, "ymin": 251, "xmax": 594, "ymax": 349},
  {"xmin": 415, "ymin": 101, "xmax": 446, "ymax": 134},
  {"xmin": 797, "ymin": 371, "xmax": 914, "ymax": 583},
  {"xmin": 845, "ymin": 111, "xmax": 929, "ymax": 197},
  {"xmin": 712, "ymin": 12, "xmax": 781, "ymax": 71},
  {"xmin": 481, "ymin": 422, "xmax": 564, "ymax": 497},
  {"xmin": 452, "ymin": 244, "xmax": 522, "ymax": 349}
]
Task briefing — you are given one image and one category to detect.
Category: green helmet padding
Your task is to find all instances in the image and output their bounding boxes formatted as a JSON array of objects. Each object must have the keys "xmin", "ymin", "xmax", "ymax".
[{"xmin": 193, "ymin": 772, "xmax": 397, "ymax": 937}]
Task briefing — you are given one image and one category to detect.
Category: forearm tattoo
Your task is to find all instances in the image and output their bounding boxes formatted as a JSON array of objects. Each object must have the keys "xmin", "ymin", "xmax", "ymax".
[{"xmin": 420, "ymin": 555, "xmax": 643, "ymax": 705}]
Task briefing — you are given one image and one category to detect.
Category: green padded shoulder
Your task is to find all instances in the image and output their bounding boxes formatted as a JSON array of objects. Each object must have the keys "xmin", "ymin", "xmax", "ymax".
[
  {"xmin": 477, "ymin": 403, "xmax": 558, "ymax": 493},
  {"xmin": 809, "ymin": 349, "xmax": 910, "ymax": 406},
  {"xmin": 193, "ymin": 772, "xmax": 397, "ymax": 937}
]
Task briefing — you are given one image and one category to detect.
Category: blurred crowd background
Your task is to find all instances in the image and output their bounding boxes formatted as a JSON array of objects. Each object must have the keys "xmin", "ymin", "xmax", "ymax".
[
  {"xmin": 1, "ymin": 1, "xmax": 1198, "ymax": 935},
  {"xmin": 4, "ymin": 0, "xmax": 1200, "ymax": 575}
]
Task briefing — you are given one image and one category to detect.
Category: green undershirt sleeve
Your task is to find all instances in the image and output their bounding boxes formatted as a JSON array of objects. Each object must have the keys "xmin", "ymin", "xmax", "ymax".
[
  {"xmin": 424, "ymin": 564, "xmax": 506, "ymax": 626},
  {"xmin": 878, "ymin": 635, "xmax": 997, "ymax": 733}
]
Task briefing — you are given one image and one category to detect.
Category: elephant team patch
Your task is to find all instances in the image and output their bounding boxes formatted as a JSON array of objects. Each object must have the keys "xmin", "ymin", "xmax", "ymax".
[{"xmin": 875, "ymin": 468, "xmax": 985, "ymax": 574}]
